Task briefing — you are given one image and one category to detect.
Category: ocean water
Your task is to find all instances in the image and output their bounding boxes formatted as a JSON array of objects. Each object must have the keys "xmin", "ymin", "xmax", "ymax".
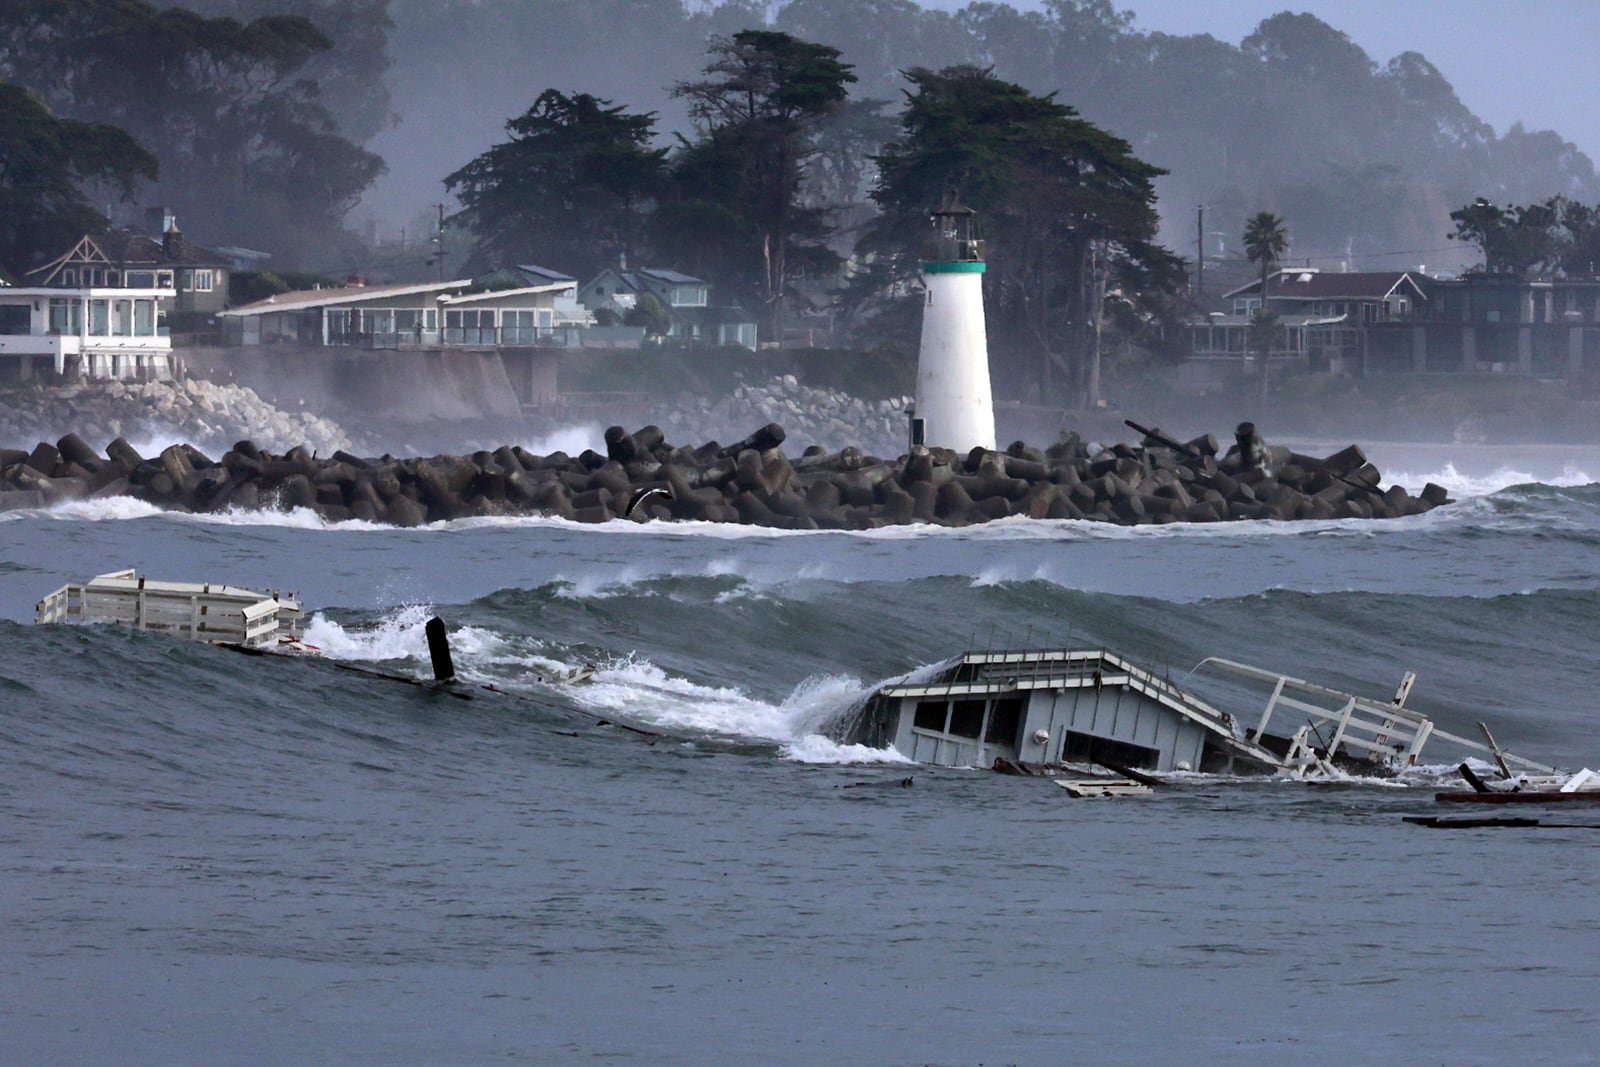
[{"xmin": 3, "ymin": 441, "xmax": 1600, "ymax": 1065}]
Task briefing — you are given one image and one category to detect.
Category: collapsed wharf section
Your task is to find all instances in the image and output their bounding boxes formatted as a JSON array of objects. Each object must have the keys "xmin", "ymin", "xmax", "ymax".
[{"xmin": 0, "ymin": 420, "xmax": 1450, "ymax": 528}]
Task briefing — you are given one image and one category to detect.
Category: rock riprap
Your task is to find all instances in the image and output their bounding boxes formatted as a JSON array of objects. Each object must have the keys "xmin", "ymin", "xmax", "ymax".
[
  {"xmin": 652, "ymin": 375, "xmax": 910, "ymax": 458},
  {"xmin": 0, "ymin": 380, "xmax": 352, "ymax": 458},
  {"xmin": 0, "ymin": 420, "xmax": 1451, "ymax": 527}
]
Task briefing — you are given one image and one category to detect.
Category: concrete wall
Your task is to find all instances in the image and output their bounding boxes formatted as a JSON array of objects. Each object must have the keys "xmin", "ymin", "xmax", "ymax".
[{"xmin": 178, "ymin": 344, "xmax": 531, "ymax": 422}]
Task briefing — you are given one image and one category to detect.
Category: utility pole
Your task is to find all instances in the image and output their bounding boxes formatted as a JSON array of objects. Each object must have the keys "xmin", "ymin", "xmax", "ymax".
[
  {"xmin": 1195, "ymin": 204, "xmax": 1205, "ymax": 298},
  {"xmin": 430, "ymin": 203, "xmax": 446, "ymax": 281}
]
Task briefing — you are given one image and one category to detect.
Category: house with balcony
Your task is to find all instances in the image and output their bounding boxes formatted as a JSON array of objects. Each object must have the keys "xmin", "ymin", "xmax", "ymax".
[
  {"xmin": 0, "ymin": 236, "xmax": 178, "ymax": 382},
  {"xmin": 1417, "ymin": 273, "xmax": 1600, "ymax": 381},
  {"xmin": 216, "ymin": 271, "xmax": 638, "ymax": 411},
  {"xmin": 579, "ymin": 266, "xmax": 757, "ymax": 349},
  {"xmin": 1185, "ymin": 269, "xmax": 1431, "ymax": 385},
  {"xmin": 219, "ymin": 270, "xmax": 618, "ymax": 350}
]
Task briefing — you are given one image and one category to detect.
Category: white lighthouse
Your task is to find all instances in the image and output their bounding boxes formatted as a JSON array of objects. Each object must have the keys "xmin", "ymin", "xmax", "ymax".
[{"xmin": 912, "ymin": 192, "xmax": 995, "ymax": 453}]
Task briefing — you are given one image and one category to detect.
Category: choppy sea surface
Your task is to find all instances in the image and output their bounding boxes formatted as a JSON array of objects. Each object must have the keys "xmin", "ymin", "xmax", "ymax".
[{"xmin": 3, "ymin": 440, "xmax": 1599, "ymax": 1065}]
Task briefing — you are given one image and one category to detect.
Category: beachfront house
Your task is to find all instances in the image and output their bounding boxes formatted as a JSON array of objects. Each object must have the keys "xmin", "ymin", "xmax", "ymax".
[
  {"xmin": 1185, "ymin": 269, "xmax": 1432, "ymax": 385},
  {"xmin": 27, "ymin": 215, "xmax": 232, "ymax": 324},
  {"xmin": 579, "ymin": 266, "xmax": 757, "ymax": 349},
  {"xmin": 0, "ymin": 233, "xmax": 183, "ymax": 382}
]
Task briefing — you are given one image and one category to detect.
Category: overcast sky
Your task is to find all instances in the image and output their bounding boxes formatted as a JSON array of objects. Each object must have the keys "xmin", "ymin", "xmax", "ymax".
[{"xmin": 923, "ymin": 0, "xmax": 1600, "ymax": 169}]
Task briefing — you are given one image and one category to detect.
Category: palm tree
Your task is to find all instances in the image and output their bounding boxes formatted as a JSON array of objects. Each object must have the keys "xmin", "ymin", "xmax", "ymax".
[{"xmin": 1243, "ymin": 211, "xmax": 1289, "ymax": 409}]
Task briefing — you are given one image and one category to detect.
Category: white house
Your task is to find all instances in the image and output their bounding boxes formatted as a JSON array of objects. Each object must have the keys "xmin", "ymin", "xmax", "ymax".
[
  {"xmin": 0, "ymin": 278, "xmax": 174, "ymax": 382},
  {"xmin": 220, "ymin": 273, "xmax": 603, "ymax": 349}
]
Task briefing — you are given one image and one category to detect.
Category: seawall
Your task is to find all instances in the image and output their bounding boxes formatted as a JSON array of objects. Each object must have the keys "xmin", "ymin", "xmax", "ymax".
[{"xmin": 179, "ymin": 345, "xmax": 525, "ymax": 424}]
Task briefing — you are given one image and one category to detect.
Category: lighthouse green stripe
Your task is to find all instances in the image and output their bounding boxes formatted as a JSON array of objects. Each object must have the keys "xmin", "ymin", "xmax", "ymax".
[{"xmin": 922, "ymin": 261, "xmax": 986, "ymax": 274}]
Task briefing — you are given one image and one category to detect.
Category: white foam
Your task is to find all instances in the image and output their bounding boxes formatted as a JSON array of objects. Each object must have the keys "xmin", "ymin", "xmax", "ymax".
[
  {"xmin": 39, "ymin": 497, "xmax": 168, "ymax": 522},
  {"xmin": 559, "ymin": 657, "xmax": 874, "ymax": 755},
  {"xmin": 306, "ymin": 603, "xmax": 892, "ymax": 757},
  {"xmin": 522, "ymin": 423, "xmax": 605, "ymax": 457},
  {"xmin": 1383, "ymin": 461, "xmax": 1595, "ymax": 499},
  {"xmin": 302, "ymin": 604, "xmax": 439, "ymax": 662},
  {"xmin": 122, "ymin": 426, "xmax": 191, "ymax": 458},
  {"xmin": 779, "ymin": 735, "xmax": 916, "ymax": 764}
]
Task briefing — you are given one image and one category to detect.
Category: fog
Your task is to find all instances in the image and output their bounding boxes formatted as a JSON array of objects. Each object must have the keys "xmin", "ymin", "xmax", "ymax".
[{"xmin": 342, "ymin": 0, "xmax": 1600, "ymax": 277}]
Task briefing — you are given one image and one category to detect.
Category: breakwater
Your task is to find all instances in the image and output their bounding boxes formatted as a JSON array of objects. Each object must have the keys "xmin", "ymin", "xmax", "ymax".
[{"xmin": 0, "ymin": 420, "xmax": 1449, "ymax": 527}]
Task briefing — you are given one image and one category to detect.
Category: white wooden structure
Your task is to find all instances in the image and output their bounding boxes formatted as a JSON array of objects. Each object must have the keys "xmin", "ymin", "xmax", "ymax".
[
  {"xmin": 855, "ymin": 646, "xmax": 1557, "ymax": 780},
  {"xmin": 36, "ymin": 568, "xmax": 305, "ymax": 649},
  {"xmin": 0, "ymin": 284, "xmax": 175, "ymax": 381}
]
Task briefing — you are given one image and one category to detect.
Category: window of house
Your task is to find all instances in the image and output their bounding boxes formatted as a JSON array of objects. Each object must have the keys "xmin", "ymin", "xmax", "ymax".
[
  {"xmin": 502, "ymin": 308, "xmax": 535, "ymax": 342},
  {"xmin": 444, "ymin": 308, "xmax": 495, "ymax": 342},
  {"xmin": 89, "ymin": 299, "xmax": 108, "ymax": 336},
  {"xmin": 361, "ymin": 309, "xmax": 395, "ymax": 336},
  {"xmin": 1062, "ymin": 730, "xmax": 1160, "ymax": 770},
  {"xmin": 48, "ymin": 298, "xmax": 81, "ymax": 335},
  {"xmin": 61, "ymin": 269, "xmax": 76, "ymax": 287},
  {"xmin": 192, "ymin": 269, "xmax": 214, "ymax": 292},
  {"xmin": 913, "ymin": 701, "xmax": 947, "ymax": 732},
  {"xmin": 0, "ymin": 304, "xmax": 29, "ymax": 335},
  {"xmin": 948, "ymin": 700, "xmax": 986, "ymax": 739},
  {"xmin": 126, "ymin": 270, "xmax": 156, "ymax": 289},
  {"xmin": 134, "ymin": 300, "xmax": 154, "ymax": 337},
  {"xmin": 985, "ymin": 698, "xmax": 1023, "ymax": 745},
  {"xmin": 157, "ymin": 270, "xmax": 174, "ymax": 288},
  {"xmin": 326, "ymin": 308, "xmax": 354, "ymax": 341}
]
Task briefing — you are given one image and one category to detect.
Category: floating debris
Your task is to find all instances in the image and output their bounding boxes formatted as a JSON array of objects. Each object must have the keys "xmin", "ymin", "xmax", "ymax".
[{"xmin": 36, "ymin": 567, "xmax": 309, "ymax": 652}]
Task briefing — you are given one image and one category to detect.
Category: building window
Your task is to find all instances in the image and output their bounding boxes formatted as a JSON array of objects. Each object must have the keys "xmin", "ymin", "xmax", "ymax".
[
  {"xmin": 985, "ymin": 698, "xmax": 1024, "ymax": 745},
  {"xmin": 326, "ymin": 308, "xmax": 354, "ymax": 342},
  {"xmin": 134, "ymin": 300, "xmax": 154, "ymax": 337},
  {"xmin": 157, "ymin": 270, "xmax": 174, "ymax": 288},
  {"xmin": 56, "ymin": 298, "xmax": 87, "ymax": 334},
  {"xmin": 126, "ymin": 270, "xmax": 156, "ymax": 289},
  {"xmin": 0, "ymin": 304, "xmax": 29, "ymax": 335},
  {"xmin": 192, "ymin": 269, "xmax": 214, "ymax": 292},
  {"xmin": 913, "ymin": 701, "xmax": 947, "ymax": 732},
  {"xmin": 444, "ymin": 308, "xmax": 495, "ymax": 343},
  {"xmin": 62, "ymin": 269, "xmax": 76, "ymax": 287},
  {"xmin": 948, "ymin": 699, "xmax": 986, "ymax": 739},
  {"xmin": 503, "ymin": 308, "xmax": 536, "ymax": 343},
  {"xmin": 89, "ymin": 299, "xmax": 108, "ymax": 336}
]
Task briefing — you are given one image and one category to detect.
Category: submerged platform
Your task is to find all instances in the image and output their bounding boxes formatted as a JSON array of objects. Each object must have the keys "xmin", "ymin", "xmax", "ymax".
[
  {"xmin": 851, "ymin": 647, "xmax": 1556, "ymax": 782},
  {"xmin": 36, "ymin": 567, "xmax": 308, "ymax": 651}
]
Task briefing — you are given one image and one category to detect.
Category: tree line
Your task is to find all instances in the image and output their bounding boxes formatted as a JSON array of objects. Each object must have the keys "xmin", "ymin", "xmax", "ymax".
[
  {"xmin": 6, "ymin": 0, "xmax": 1600, "ymax": 407},
  {"xmin": 444, "ymin": 36, "xmax": 1177, "ymax": 407},
  {"xmin": 0, "ymin": 0, "xmax": 384, "ymax": 269}
]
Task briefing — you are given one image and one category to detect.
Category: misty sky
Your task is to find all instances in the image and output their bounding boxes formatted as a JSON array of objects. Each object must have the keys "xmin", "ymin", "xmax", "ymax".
[{"xmin": 924, "ymin": 0, "xmax": 1600, "ymax": 165}]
